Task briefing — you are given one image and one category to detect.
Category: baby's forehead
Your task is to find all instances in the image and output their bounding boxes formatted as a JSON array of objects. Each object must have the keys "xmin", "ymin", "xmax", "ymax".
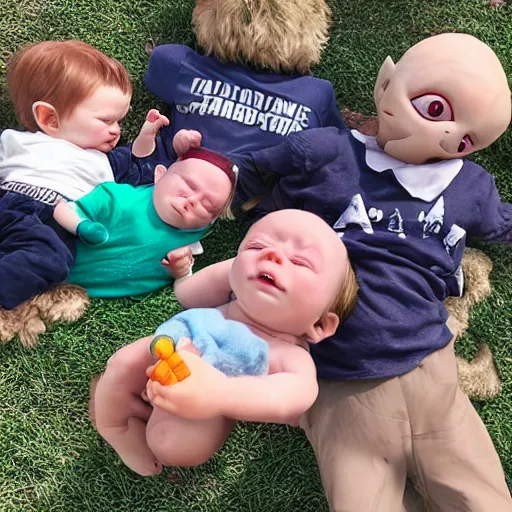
[
  {"xmin": 175, "ymin": 160, "xmax": 227, "ymax": 181},
  {"xmin": 246, "ymin": 221, "xmax": 303, "ymax": 240},
  {"xmin": 247, "ymin": 221, "xmax": 343, "ymax": 252}
]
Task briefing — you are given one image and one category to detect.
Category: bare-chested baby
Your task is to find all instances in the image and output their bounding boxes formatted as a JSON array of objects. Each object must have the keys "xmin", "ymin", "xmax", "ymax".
[{"xmin": 90, "ymin": 209, "xmax": 358, "ymax": 475}]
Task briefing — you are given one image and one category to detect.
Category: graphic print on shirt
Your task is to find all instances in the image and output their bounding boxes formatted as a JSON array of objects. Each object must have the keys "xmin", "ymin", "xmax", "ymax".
[
  {"xmin": 443, "ymin": 224, "xmax": 466, "ymax": 255},
  {"xmin": 333, "ymin": 193, "xmax": 467, "ymax": 254},
  {"xmin": 420, "ymin": 196, "xmax": 444, "ymax": 239},
  {"xmin": 175, "ymin": 78, "xmax": 313, "ymax": 136},
  {"xmin": 333, "ymin": 194, "xmax": 374, "ymax": 234},
  {"xmin": 388, "ymin": 208, "xmax": 405, "ymax": 238}
]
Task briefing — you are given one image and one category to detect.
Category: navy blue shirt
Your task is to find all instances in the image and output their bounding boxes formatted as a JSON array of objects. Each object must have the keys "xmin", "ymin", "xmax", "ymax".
[
  {"xmin": 122, "ymin": 44, "xmax": 344, "ymax": 202},
  {"xmin": 235, "ymin": 127, "xmax": 512, "ymax": 380},
  {"xmin": 107, "ymin": 147, "xmax": 160, "ymax": 187},
  {"xmin": 146, "ymin": 44, "xmax": 344, "ymax": 154}
]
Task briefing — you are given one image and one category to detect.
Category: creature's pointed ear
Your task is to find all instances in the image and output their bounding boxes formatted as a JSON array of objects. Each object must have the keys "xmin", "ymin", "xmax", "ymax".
[
  {"xmin": 32, "ymin": 101, "xmax": 60, "ymax": 135},
  {"xmin": 374, "ymin": 56, "xmax": 396, "ymax": 107},
  {"xmin": 305, "ymin": 312, "xmax": 340, "ymax": 345}
]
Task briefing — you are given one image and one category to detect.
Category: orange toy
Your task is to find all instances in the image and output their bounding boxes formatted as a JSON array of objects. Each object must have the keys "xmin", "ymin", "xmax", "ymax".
[{"xmin": 149, "ymin": 335, "xmax": 191, "ymax": 386}]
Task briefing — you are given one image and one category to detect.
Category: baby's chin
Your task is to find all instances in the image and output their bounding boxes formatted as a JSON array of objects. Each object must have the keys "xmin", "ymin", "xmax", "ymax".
[{"xmin": 93, "ymin": 142, "xmax": 117, "ymax": 153}]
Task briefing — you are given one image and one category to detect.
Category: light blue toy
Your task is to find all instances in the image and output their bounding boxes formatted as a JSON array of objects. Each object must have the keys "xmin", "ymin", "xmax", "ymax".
[{"xmin": 153, "ymin": 308, "xmax": 269, "ymax": 377}]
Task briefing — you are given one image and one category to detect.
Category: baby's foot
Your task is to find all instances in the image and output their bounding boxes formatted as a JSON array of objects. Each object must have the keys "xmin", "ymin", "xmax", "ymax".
[{"xmin": 76, "ymin": 220, "xmax": 109, "ymax": 245}]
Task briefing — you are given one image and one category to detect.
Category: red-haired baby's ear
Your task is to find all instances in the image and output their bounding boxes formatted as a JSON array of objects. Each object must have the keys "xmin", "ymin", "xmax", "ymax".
[{"xmin": 32, "ymin": 101, "xmax": 60, "ymax": 135}]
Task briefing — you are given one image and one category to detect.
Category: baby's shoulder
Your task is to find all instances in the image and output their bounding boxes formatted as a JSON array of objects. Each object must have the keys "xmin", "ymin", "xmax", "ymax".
[{"xmin": 268, "ymin": 339, "xmax": 314, "ymax": 375}]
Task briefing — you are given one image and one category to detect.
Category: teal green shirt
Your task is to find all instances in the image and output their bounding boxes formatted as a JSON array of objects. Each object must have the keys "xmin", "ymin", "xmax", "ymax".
[{"xmin": 67, "ymin": 183, "xmax": 211, "ymax": 297}]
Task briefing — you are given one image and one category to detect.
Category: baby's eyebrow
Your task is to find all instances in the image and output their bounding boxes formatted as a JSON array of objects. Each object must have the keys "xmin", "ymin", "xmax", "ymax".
[
  {"xmin": 296, "ymin": 243, "xmax": 322, "ymax": 261},
  {"xmin": 293, "ymin": 237, "xmax": 319, "ymax": 251},
  {"xmin": 244, "ymin": 236, "xmax": 268, "ymax": 246}
]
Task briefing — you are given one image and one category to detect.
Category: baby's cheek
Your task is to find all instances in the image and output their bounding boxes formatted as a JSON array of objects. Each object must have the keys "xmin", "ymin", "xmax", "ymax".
[
  {"xmin": 300, "ymin": 284, "xmax": 326, "ymax": 311},
  {"xmin": 202, "ymin": 208, "xmax": 216, "ymax": 223},
  {"xmin": 299, "ymin": 277, "xmax": 318, "ymax": 295}
]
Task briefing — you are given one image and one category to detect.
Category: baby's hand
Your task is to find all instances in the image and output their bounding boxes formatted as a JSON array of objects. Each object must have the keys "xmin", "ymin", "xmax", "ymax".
[
  {"xmin": 173, "ymin": 129, "xmax": 202, "ymax": 157},
  {"xmin": 145, "ymin": 350, "xmax": 228, "ymax": 419},
  {"xmin": 161, "ymin": 246, "xmax": 194, "ymax": 279},
  {"xmin": 132, "ymin": 109, "xmax": 170, "ymax": 158},
  {"xmin": 144, "ymin": 108, "xmax": 170, "ymax": 131},
  {"xmin": 136, "ymin": 109, "xmax": 169, "ymax": 142}
]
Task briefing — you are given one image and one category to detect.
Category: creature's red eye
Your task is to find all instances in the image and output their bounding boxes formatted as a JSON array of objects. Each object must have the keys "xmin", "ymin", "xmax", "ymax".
[
  {"xmin": 457, "ymin": 135, "xmax": 473, "ymax": 153},
  {"xmin": 411, "ymin": 94, "xmax": 453, "ymax": 122},
  {"xmin": 427, "ymin": 101, "xmax": 444, "ymax": 117}
]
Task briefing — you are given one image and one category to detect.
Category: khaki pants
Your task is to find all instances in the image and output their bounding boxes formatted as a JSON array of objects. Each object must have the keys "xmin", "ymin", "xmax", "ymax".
[{"xmin": 301, "ymin": 339, "xmax": 512, "ymax": 512}]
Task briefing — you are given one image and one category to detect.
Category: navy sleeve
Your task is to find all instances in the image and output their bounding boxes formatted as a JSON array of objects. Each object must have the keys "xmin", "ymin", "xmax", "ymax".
[
  {"xmin": 108, "ymin": 129, "xmax": 176, "ymax": 186},
  {"xmin": 231, "ymin": 127, "xmax": 345, "ymax": 204},
  {"xmin": 320, "ymin": 84, "xmax": 346, "ymax": 130},
  {"xmin": 231, "ymin": 131, "xmax": 304, "ymax": 202},
  {"xmin": 471, "ymin": 174, "xmax": 512, "ymax": 243},
  {"xmin": 145, "ymin": 44, "xmax": 187, "ymax": 105},
  {"xmin": 234, "ymin": 127, "xmax": 344, "ymax": 178},
  {"xmin": 233, "ymin": 137, "xmax": 297, "ymax": 180}
]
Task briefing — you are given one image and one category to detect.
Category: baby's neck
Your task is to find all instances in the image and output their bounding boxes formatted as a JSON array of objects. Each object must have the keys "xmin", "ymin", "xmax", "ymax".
[{"xmin": 219, "ymin": 300, "xmax": 304, "ymax": 347}]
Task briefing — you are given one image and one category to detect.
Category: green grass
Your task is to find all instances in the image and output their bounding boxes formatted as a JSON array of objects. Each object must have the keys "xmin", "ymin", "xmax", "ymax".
[{"xmin": 0, "ymin": 0, "xmax": 512, "ymax": 510}]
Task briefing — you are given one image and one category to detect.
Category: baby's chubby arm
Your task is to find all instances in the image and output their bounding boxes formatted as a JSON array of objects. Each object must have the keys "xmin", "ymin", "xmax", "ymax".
[
  {"xmin": 131, "ymin": 109, "xmax": 170, "ymax": 158},
  {"xmin": 53, "ymin": 200, "xmax": 84, "ymax": 235},
  {"xmin": 52, "ymin": 186, "xmax": 111, "ymax": 245},
  {"xmin": 168, "ymin": 255, "xmax": 234, "ymax": 309},
  {"xmin": 146, "ymin": 344, "xmax": 318, "ymax": 425},
  {"xmin": 220, "ymin": 345, "xmax": 318, "ymax": 424}
]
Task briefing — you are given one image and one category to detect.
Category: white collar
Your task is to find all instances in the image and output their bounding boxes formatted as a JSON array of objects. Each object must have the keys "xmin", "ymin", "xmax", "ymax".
[{"xmin": 351, "ymin": 130, "xmax": 463, "ymax": 202}]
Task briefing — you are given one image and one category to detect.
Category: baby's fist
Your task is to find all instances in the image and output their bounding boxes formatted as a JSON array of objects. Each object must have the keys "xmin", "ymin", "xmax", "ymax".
[
  {"xmin": 162, "ymin": 246, "xmax": 194, "ymax": 279},
  {"xmin": 173, "ymin": 129, "xmax": 202, "ymax": 157}
]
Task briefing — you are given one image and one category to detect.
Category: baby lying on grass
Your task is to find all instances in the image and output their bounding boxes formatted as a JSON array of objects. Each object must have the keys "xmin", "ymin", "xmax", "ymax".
[{"xmin": 90, "ymin": 209, "xmax": 358, "ymax": 475}]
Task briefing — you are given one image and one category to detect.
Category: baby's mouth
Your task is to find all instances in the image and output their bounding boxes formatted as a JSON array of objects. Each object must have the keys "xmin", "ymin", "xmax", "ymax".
[
  {"xmin": 256, "ymin": 272, "xmax": 284, "ymax": 291},
  {"xmin": 258, "ymin": 273, "xmax": 275, "ymax": 285}
]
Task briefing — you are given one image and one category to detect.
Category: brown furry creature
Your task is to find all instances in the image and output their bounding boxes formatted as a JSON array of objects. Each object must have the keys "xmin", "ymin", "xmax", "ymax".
[
  {"xmin": 445, "ymin": 248, "xmax": 502, "ymax": 399},
  {"xmin": 0, "ymin": 284, "xmax": 89, "ymax": 348},
  {"xmin": 193, "ymin": 0, "xmax": 331, "ymax": 74}
]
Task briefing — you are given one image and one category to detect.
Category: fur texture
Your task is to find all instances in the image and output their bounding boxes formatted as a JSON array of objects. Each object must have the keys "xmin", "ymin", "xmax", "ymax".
[
  {"xmin": 0, "ymin": 284, "xmax": 89, "ymax": 347},
  {"xmin": 193, "ymin": 0, "xmax": 331, "ymax": 74},
  {"xmin": 445, "ymin": 248, "xmax": 502, "ymax": 399}
]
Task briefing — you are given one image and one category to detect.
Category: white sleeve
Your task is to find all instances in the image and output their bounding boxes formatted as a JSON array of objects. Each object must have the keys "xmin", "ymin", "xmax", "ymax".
[{"xmin": 189, "ymin": 241, "xmax": 204, "ymax": 255}]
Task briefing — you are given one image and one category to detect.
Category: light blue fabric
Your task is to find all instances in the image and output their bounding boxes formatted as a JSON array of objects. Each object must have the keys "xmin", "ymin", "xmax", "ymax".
[{"xmin": 154, "ymin": 308, "xmax": 269, "ymax": 376}]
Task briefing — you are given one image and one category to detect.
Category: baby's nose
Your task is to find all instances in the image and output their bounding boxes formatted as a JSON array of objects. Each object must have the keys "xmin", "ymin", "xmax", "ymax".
[
  {"xmin": 262, "ymin": 249, "xmax": 283, "ymax": 265},
  {"xmin": 188, "ymin": 195, "xmax": 198, "ymax": 205}
]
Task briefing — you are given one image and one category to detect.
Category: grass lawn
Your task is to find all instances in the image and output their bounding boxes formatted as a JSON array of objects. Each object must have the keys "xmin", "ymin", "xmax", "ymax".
[{"xmin": 0, "ymin": 0, "xmax": 511, "ymax": 510}]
